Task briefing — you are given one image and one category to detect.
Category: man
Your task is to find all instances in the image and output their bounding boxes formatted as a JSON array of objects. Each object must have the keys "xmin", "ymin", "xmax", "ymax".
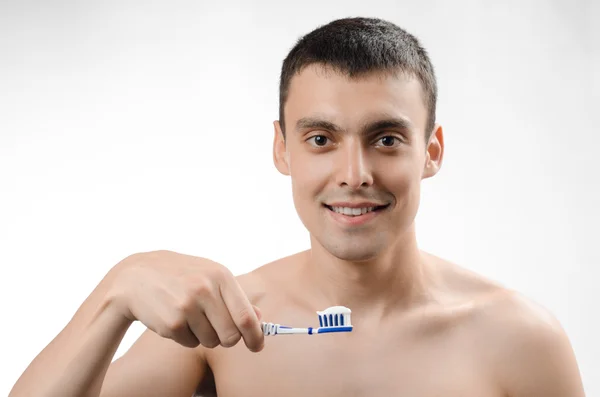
[{"xmin": 9, "ymin": 17, "xmax": 585, "ymax": 397}]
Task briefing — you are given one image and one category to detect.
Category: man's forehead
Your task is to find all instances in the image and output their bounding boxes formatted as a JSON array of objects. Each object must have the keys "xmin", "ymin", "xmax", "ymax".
[
  {"xmin": 288, "ymin": 63, "xmax": 418, "ymax": 90},
  {"xmin": 285, "ymin": 66, "xmax": 427, "ymax": 133}
]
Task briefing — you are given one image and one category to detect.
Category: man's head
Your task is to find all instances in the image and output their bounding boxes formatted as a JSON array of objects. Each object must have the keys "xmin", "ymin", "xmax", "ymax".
[
  {"xmin": 273, "ymin": 17, "xmax": 444, "ymax": 262},
  {"xmin": 278, "ymin": 17, "xmax": 438, "ymax": 141}
]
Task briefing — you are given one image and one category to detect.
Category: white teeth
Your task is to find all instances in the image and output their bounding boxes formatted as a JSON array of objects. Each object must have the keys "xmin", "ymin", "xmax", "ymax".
[{"xmin": 331, "ymin": 206, "xmax": 376, "ymax": 216}]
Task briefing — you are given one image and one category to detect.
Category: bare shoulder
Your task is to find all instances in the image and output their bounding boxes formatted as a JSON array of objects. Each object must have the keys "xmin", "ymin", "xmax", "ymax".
[
  {"xmin": 429, "ymin": 254, "xmax": 585, "ymax": 397},
  {"xmin": 234, "ymin": 251, "xmax": 305, "ymax": 305},
  {"xmin": 476, "ymin": 290, "xmax": 585, "ymax": 396}
]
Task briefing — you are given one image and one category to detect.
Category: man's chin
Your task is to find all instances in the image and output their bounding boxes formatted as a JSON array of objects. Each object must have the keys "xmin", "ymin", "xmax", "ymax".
[{"xmin": 322, "ymin": 241, "xmax": 384, "ymax": 263}]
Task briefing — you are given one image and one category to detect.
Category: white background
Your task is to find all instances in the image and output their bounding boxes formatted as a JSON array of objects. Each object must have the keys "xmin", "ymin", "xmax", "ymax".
[{"xmin": 1, "ymin": 0, "xmax": 598, "ymax": 395}]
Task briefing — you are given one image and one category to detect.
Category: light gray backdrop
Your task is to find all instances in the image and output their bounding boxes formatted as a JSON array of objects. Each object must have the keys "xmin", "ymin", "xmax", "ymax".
[{"xmin": 1, "ymin": 0, "xmax": 598, "ymax": 395}]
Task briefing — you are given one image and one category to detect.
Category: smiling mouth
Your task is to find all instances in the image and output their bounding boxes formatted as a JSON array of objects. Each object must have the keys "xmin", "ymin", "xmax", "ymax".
[{"xmin": 323, "ymin": 204, "xmax": 390, "ymax": 216}]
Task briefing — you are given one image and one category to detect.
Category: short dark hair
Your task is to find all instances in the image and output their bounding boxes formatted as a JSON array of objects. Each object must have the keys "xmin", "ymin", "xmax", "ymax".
[{"xmin": 278, "ymin": 17, "xmax": 437, "ymax": 140}]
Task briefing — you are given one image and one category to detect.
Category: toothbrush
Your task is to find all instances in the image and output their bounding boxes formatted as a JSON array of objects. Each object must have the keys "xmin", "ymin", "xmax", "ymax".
[{"xmin": 261, "ymin": 306, "xmax": 353, "ymax": 336}]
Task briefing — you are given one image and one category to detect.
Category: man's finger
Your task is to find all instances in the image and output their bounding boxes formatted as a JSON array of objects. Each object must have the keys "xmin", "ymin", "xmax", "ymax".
[
  {"xmin": 203, "ymin": 295, "xmax": 242, "ymax": 348},
  {"xmin": 186, "ymin": 309, "xmax": 221, "ymax": 348},
  {"xmin": 219, "ymin": 279, "xmax": 264, "ymax": 352}
]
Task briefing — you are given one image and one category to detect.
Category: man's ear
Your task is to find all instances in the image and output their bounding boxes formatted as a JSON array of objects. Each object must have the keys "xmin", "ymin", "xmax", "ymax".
[
  {"xmin": 273, "ymin": 120, "xmax": 290, "ymax": 176},
  {"xmin": 422, "ymin": 124, "xmax": 444, "ymax": 179}
]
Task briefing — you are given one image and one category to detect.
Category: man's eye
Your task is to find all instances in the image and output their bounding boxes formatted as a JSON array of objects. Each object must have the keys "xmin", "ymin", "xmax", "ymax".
[
  {"xmin": 376, "ymin": 136, "xmax": 400, "ymax": 147},
  {"xmin": 308, "ymin": 135, "xmax": 329, "ymax": 146}
]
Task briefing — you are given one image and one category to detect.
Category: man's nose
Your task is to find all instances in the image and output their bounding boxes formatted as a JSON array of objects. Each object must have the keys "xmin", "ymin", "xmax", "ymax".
[{"xmin": 335, "ymin": 140, "xmax": 374, "ymax": 189}]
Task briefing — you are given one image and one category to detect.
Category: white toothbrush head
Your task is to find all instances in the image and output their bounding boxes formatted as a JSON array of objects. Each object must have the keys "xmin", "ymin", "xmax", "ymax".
[{"xmin": 316, "ymin": 305, "xmax": 352, "ymax": 330}]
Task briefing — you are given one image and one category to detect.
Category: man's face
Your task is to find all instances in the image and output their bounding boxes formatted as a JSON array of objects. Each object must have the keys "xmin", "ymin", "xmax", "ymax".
[{"xmin": 273, "ymin": 64, "xmax": 442, "ymax": 262}]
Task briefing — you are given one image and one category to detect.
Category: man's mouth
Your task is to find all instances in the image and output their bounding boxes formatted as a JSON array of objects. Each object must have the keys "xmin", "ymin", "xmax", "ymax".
[{"xmin": 323, "ymin": 204, "xmax": 390, "ymax": 217}]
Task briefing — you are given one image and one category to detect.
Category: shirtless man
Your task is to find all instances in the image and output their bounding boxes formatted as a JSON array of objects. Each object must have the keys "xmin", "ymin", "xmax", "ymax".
[{"xmin": 9, "ymin": 17, "xmax": 585, "ymax": 397}]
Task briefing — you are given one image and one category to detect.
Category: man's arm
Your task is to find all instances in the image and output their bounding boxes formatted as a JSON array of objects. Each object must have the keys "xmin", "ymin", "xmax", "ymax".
[
  {"xmin": 493, "ymin": 295, "xmax": 586, "ymax": 397},
  {"xmin": 100, "ymin": 329, "xmax": 208, "ymax": 397},
  {"xmin": 8, "ymin": 262, "xmax": 207, "ymax": 397}
]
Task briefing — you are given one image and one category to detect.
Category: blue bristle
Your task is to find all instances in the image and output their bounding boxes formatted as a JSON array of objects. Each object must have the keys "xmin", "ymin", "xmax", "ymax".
[
  {"xmin": 317, "ymin": 326, "xmax": 353, "ymax": 334},
  {"xmin": 319, "ymin": 315, "xmax": 323, "ymax": 327}
]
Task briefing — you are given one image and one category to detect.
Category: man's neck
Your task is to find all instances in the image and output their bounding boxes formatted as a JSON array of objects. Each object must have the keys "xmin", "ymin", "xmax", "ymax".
[{"xmin": 301, "ymin": 225, "xmax": 438, "ymax": 320}]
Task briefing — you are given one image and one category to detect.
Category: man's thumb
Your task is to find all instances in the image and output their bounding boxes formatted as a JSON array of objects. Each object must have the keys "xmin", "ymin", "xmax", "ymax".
[{"xmin": 252, "ymin": 305, "xmax": 262, "ymax": 321}]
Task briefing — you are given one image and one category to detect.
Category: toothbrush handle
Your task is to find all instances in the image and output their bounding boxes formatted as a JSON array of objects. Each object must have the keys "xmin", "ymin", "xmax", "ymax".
[
  {"xmin": 275, "ymin": 326, "xmax": 313, "ymax": 335},
  {"xmin": 261, "ymin": 322, "xmax": 315, "ymax": 336}
]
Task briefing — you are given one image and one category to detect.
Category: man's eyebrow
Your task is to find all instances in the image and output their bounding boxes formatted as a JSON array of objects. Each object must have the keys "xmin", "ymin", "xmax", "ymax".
[
  {"xmin": 295, "ymin": 117, "xmax": 343, "ymax": 133},
  {"xmin": 362, "ymin": 117, "xmax": 414, "ymax": 135},
  {"xmin": 294, "ymin": 115, "xmax": 414, "ymax": 135}
]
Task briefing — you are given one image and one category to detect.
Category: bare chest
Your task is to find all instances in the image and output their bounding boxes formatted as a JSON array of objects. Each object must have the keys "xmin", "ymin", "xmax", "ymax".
[{"xmin": 206, "ymin": 328, "xmax": 501, "ymax": 397}]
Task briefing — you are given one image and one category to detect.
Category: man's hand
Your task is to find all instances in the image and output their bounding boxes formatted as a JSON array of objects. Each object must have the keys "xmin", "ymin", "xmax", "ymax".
[{"xmin": 107, "ymin": 250, "xmax": 264, "ymax": 352}]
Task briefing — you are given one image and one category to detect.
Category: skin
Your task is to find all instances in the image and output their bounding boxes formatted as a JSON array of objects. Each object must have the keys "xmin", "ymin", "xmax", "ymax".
[
  {"xmin": 9, "ymin": 64, "xmax": 586, "ymax": 397},
  {"xmin": 197, "ymin": 64, "xmax": 586, "ymax": 395}
]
